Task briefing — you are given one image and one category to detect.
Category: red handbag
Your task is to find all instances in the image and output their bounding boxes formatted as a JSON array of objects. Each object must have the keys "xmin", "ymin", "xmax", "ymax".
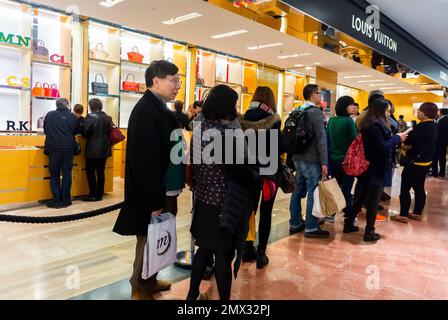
[
  {"xmin": 127, "ymin": 46, "xmax": 144, "ymax": 63},
  {"xmin": 110, "ymin": 122, "xmax": 125, "ymax": 146},
  {"xmin": 342, "ymin": 134, "xmax": 370, "ymax": 176},
  {"xmin": 43, "ymin": 83, "xmax": 51, "ymax": 97},
  {"xmin": 50, "ymin": 84, "xmax": 60, "ymax": 98},
  {"xmin": 122, "ymin": 73, "xmax": 138, "ymax": 91}
]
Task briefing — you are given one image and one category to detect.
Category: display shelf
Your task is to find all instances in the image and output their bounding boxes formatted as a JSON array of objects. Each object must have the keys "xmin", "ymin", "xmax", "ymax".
[
  {"xmin": 0, "ymin": 43, "xmax": 31, "ymax": 52},
  {"xmin": 215, "ymin": 80, "xmax": 242, "ymax": 87},
  {"xmin": 88, "ymin": 93, "xmax": 120, "ymax": 99},
  {"xmin": 90, "ymin": 58, "xmax": 120, "ymax": 67},
  {"xmin": 32, "ymin": 60, "xmax": 71, "ymax": 69},
  {"xmin": 32, "ymin": 96, "xmax": 59, "ymax": 101},
  {"xmin": 121, "ymin": 59, "xmax": 150, "ymax": 68},
  {"xmin": 120, "ymin": 90, "xmax": 144, "ymax": 96},
  {"xmin": 0, "ymin": 84, "xmax": 30, "ymax": 91}
]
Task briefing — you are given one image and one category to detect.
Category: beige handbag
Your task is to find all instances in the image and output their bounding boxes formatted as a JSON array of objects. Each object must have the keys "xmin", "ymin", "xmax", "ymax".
[
  {"xmin": 318, "ymin": 175, "xmax": 346, "ymax": 216},
  {"xmin": 90, "ymin": 42, "xmax": 109, "ymax": 60}
]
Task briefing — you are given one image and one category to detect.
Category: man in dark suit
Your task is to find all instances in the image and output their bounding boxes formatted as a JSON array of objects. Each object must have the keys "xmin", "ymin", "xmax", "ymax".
[
  {"xmin": 433, "ymin": 108, "xmax": 448, "ymax": 177},
  {"xmin": 113, "ymin": 60, "xmax": 181, "ymax": 300}
]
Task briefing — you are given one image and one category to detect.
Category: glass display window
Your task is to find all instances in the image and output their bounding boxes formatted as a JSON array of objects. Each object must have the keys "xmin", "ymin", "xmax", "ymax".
[
  {"xmin": 196, "ymin": 50, "xmax": 215, "ymax": 88},
  {"xmin": 121, "ymin": 30, "xmax": 152, "ymax": 66},
  {"xmin": 88, "ymin": 22, "xmax": 120, "ymax": 64}
]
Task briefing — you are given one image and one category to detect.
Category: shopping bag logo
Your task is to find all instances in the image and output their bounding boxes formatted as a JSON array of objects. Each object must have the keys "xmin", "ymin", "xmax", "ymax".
[{"xmin": 157, "ymin": 230, "xmax": 172, "ymax": 255}]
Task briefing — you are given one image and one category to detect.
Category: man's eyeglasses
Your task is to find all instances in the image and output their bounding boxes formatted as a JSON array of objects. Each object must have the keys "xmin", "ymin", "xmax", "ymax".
[{"xmin": 168, "ymin": 78, "xmax": 182, "ymax": 86}]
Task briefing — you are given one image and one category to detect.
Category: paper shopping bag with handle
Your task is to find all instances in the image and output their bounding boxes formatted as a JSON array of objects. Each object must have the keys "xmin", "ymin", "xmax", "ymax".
[
  {"xmin": 142, "ymin": 213, "xmax": 177, "ymax": 280},
  {"xmin": 318, "ymin": 175, "xmax": 346, "ymax": 216}
]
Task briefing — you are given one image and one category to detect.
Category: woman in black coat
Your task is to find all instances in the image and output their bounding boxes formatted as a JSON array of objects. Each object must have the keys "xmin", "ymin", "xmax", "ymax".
[
  {"xmin": 82, "ymin": 98, "xmax": 112, "ymax": 201},
  {"xmin": 187, "ymin": 85, "xmax": 255, "ymax": 300},
  {"xmin": 344, "ymin": 99, "xmax": 407, "ymax": 242}
]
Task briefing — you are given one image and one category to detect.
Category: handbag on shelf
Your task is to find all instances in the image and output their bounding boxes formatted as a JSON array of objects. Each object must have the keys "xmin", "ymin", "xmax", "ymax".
[
  {"xmin": 122, "ymin": 73, "xmax": 138, "ymax": 92},
  {"xmin": 90, "ymin": 42, "xmax": 109, "ymax": 60},
  {"xmin": 110, "ymin": 121, "xmax": 126, "ymax": 146},
  {"xmin": 127, "ymin": 46, "xmax": 144, "ymax": 63},
  {"xmin": 43, "ymin": 83, "xmax": 51, "ymax": 97},
  {"xmin": 91, "ymin": 73, "xmax": 109, "ymax": 95},
  {"xmin": 33, "ymin": 40, "xmax": 49, "ymax": 61},
  {"xmin": 32, "ymin": 82, "xmax": 44, "ymax": 97},
  {"xmin": 138, "ymin": 83, "xmax": 147, "ymax": 93},
  {"xmin": 50, "ymin": 84, "xmax": 60, "ymax": 98}
]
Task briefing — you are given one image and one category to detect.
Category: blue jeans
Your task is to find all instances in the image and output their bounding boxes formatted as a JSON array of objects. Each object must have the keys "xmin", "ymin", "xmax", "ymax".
[
  {"xmin": 49, "ymin": 153, "xmax": 73, "ymax": 205},
  {"xmin": 289, "ymin": 160, "xmax": 322, "ymax": 232}
]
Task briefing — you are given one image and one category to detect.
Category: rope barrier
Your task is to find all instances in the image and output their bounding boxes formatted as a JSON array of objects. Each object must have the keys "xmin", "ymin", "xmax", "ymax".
[{"xmin": 0, "ymin": 202, "xmax": 123, "ymax": 224}]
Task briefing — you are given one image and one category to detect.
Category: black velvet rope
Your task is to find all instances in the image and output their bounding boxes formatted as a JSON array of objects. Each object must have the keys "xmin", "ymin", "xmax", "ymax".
[{"xmin": 0, "ymin": 202, "xmax": 123, "ymax": 224}]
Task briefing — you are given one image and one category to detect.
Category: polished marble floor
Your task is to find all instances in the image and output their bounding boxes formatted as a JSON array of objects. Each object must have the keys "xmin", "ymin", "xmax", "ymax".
[{"xmin": 1, "ymin": 172, "xmax": 448, "ymax": 300}]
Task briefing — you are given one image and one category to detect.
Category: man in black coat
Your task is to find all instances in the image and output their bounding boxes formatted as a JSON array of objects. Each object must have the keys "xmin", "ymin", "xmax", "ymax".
[
  {"xmin": 113, "ymin": 60, "xmax": 181, "ymax": 300},
  {"xmin": 433, "ymin": 108, "xmax": 448, "ymax": 177},
  {"xmin": 43, "ymin": 98, "xmax": 80, "ymax": 209}
]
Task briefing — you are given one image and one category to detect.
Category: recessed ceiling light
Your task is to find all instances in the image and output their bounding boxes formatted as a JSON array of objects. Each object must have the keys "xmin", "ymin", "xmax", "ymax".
[
  {"xmin": 314, "ymin": 62, "xmax": 322, "ymax": 65},
  {"xmin": 298, "ymin": 53, "xmax": 312, "ymax": 57},
  {"xmin": 278, "ymin": 53, "xmax": 299, "ymax": 59},
  {"xmin": 369, "ymin": 83, "xmax": 395, "ymax": 87},
  {"xmin": 247, "ymin": 42, "xmax": 283, "ymax": 50},
  {"xmin": 162, "ymin": 12, "xmax": 202, "ymax": 25},
  {"xmin": 344, "ymin": 75, "xmax": 372, "ymax": 79},
  {"xmin": 305, "ymin": 66, "xmax": 313, "ymax": 70},
  {"xmin": 99, "ymin": 0, "xmax": 125, "ymax": 7},
  {"xmin": 294, "ymin": 64, "xmax": 304, "ymax": 67},
  {"xmin": 358, "ymin": 79, "xmax": 384, "ymax": 83},
  {"xmin": 211, "ymin": 29, "xmax": 248, "ymax": 39},
  {"xmin": 397, "ymin": 89, "xmax": 412, "ymax": 92},
  {"xmin": 380, "ymin": 87, "xmax": 405, "ymax": 90}
]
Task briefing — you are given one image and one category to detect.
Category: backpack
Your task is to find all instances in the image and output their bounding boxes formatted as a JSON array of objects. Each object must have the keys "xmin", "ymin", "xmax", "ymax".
[
  {"xmin": 282, "ymin": 106, "xmax": 314, "ymax": 154},
  {"xmin": 342, "ymin": 134, "xmax": 370, "ymax": 176}
]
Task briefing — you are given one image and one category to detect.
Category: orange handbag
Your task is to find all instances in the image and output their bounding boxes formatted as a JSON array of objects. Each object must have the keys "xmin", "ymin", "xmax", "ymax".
[
  {"xmin": 32, "ymin": 82, "xmax": 44, "ymax": 96},
  {"xmin": 122, "ymin": 74, "xmax": 138, "ymax": 92},
  {"xmin": 127, "ymin": 46, "xmax": 144, "ymax": 63},
  {"xmin": 43, "ymin": 83, "xmax": 51, "ymax": 97}
]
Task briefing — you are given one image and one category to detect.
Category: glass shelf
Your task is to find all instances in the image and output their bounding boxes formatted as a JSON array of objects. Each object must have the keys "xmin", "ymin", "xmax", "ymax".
[
  {"xmin": 32, "ymin": 60, "xmax": 71, "ymax": 69},
  {"xmin": 33, "ymin": 96, "xmax": 59, "ymax": 101},
  {"xmin": 0, "ymin": 85, "xmax": 30, "ymax": 91},
  {"xmin": 89, "ymin": 92, "xmax": 120, "ymax": 99},
  {"xmin": 121, "ymin": 59, "xmax": 150, "ymax": 68},
  {"xmin": 120, "ymin": 90, "xmax": 144, "ymax": 96},
  {"xmin": 90, "ymin": 58, "xmax": 120, "ymax": 67},
  {"xmin": 0, "ymin": 42, "xmax": 31, "ymax": 52}
]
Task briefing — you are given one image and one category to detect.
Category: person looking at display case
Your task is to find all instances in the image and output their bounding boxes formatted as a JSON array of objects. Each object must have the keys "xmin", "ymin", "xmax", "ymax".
[
  {"xmin": 73, "ymin": 104, "xmax": 85, "ymax": 128},
  {"xmin": 81, "ymin": 98, "xmax": 113, "ymax": 202},
  {"xmin": 43, "ymin": 98, "xmax": 80, "ymax": 209}
]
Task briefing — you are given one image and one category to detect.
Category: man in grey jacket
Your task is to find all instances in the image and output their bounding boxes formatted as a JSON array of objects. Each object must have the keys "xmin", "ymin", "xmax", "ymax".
[{"xmin": 289, "ymin": 84, "xmax": 329, "ymax": 238}]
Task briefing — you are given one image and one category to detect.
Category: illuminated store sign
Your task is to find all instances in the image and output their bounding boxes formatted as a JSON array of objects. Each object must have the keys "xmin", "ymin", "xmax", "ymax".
[{"xmin": 351, "ymin": 14, "xmax": 398, "ymax": 53}]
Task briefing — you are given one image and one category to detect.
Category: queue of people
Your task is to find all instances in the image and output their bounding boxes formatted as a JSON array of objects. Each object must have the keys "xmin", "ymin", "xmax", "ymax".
[{"xmin": 42, "ymin": 59, "xmax": 445, "ymax": 300}]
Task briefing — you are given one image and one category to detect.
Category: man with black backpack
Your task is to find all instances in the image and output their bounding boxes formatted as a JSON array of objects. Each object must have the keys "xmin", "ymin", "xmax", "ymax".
[{"xmin": 285, "ymin": 84, "xmax": 329, "ymax": 238}]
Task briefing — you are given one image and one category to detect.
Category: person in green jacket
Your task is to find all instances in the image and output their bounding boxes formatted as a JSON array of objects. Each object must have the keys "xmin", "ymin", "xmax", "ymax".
[{"xmin": 327, "ymin": 96, "xmax": 358, "ymax": 220}]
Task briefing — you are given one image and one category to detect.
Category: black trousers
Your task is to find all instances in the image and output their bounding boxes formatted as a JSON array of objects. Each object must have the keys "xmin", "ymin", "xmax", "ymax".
[
  {"xmin": 432, "ymin": 143, "xmax": 447, "ymax": 177},
  {"xmin": 399, "ymin": 164, "xmax": 429, "ymax": 216},
  {"xmin": 346, "ymin": 177, "xmax": 383, "ymax": 234},
  {"xmin": 256, "ymin": 188, "xmax": 278, "ymax": 253},
  {"xmin": 86, "ymin": 158, "xmax": 107, "ymax": 199},
  {"xmin": 187, "ymin": 247, "xmax": 234, "ymax": 300}
]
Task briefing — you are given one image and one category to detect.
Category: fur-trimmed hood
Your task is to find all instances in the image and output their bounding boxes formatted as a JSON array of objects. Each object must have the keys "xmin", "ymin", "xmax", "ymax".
[{"xmin": 237, "ymin": 113, "xmax": 281, "ymax": 131}]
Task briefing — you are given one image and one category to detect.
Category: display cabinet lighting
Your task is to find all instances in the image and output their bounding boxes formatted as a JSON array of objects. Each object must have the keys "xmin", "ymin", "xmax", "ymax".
[
  {"xmin": 99, "ymin": 0, "xmax": 125, "ymax": 8},
  {"xmin": 247, "ymin": 42, "xmax": 283, "ymax": 50},
  {"xmin": 162, "ymin": 12, "xmax": 202, "ymax": 25},
  {"xmin": 211, "ymin": 29, "xmax": 248, "ymax": 39}
]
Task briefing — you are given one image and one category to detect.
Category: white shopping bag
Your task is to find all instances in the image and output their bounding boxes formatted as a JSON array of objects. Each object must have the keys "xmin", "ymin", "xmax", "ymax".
[
  {"xmin": 312, "ymin": 187, "xmax": 325, "ymax": 219},
  {"xmin": 142, "ymin": 212, "xmax": 177, "ymax": 280}
]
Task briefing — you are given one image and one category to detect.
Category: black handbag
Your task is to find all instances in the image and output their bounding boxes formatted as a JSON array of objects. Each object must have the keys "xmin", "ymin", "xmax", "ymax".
[
  {"xmin": 91, "ymin": 73, "xmax": 109, "ymax": 95},
  {"xmin": 279, "ymin": 160, "xmax": 296, "ymax": 194}
]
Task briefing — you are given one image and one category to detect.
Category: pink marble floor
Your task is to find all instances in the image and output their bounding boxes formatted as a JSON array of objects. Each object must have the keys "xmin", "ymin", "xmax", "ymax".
[{"xmin": 157, "ymin": 176, "xmax": 448, "ymax": 300}]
